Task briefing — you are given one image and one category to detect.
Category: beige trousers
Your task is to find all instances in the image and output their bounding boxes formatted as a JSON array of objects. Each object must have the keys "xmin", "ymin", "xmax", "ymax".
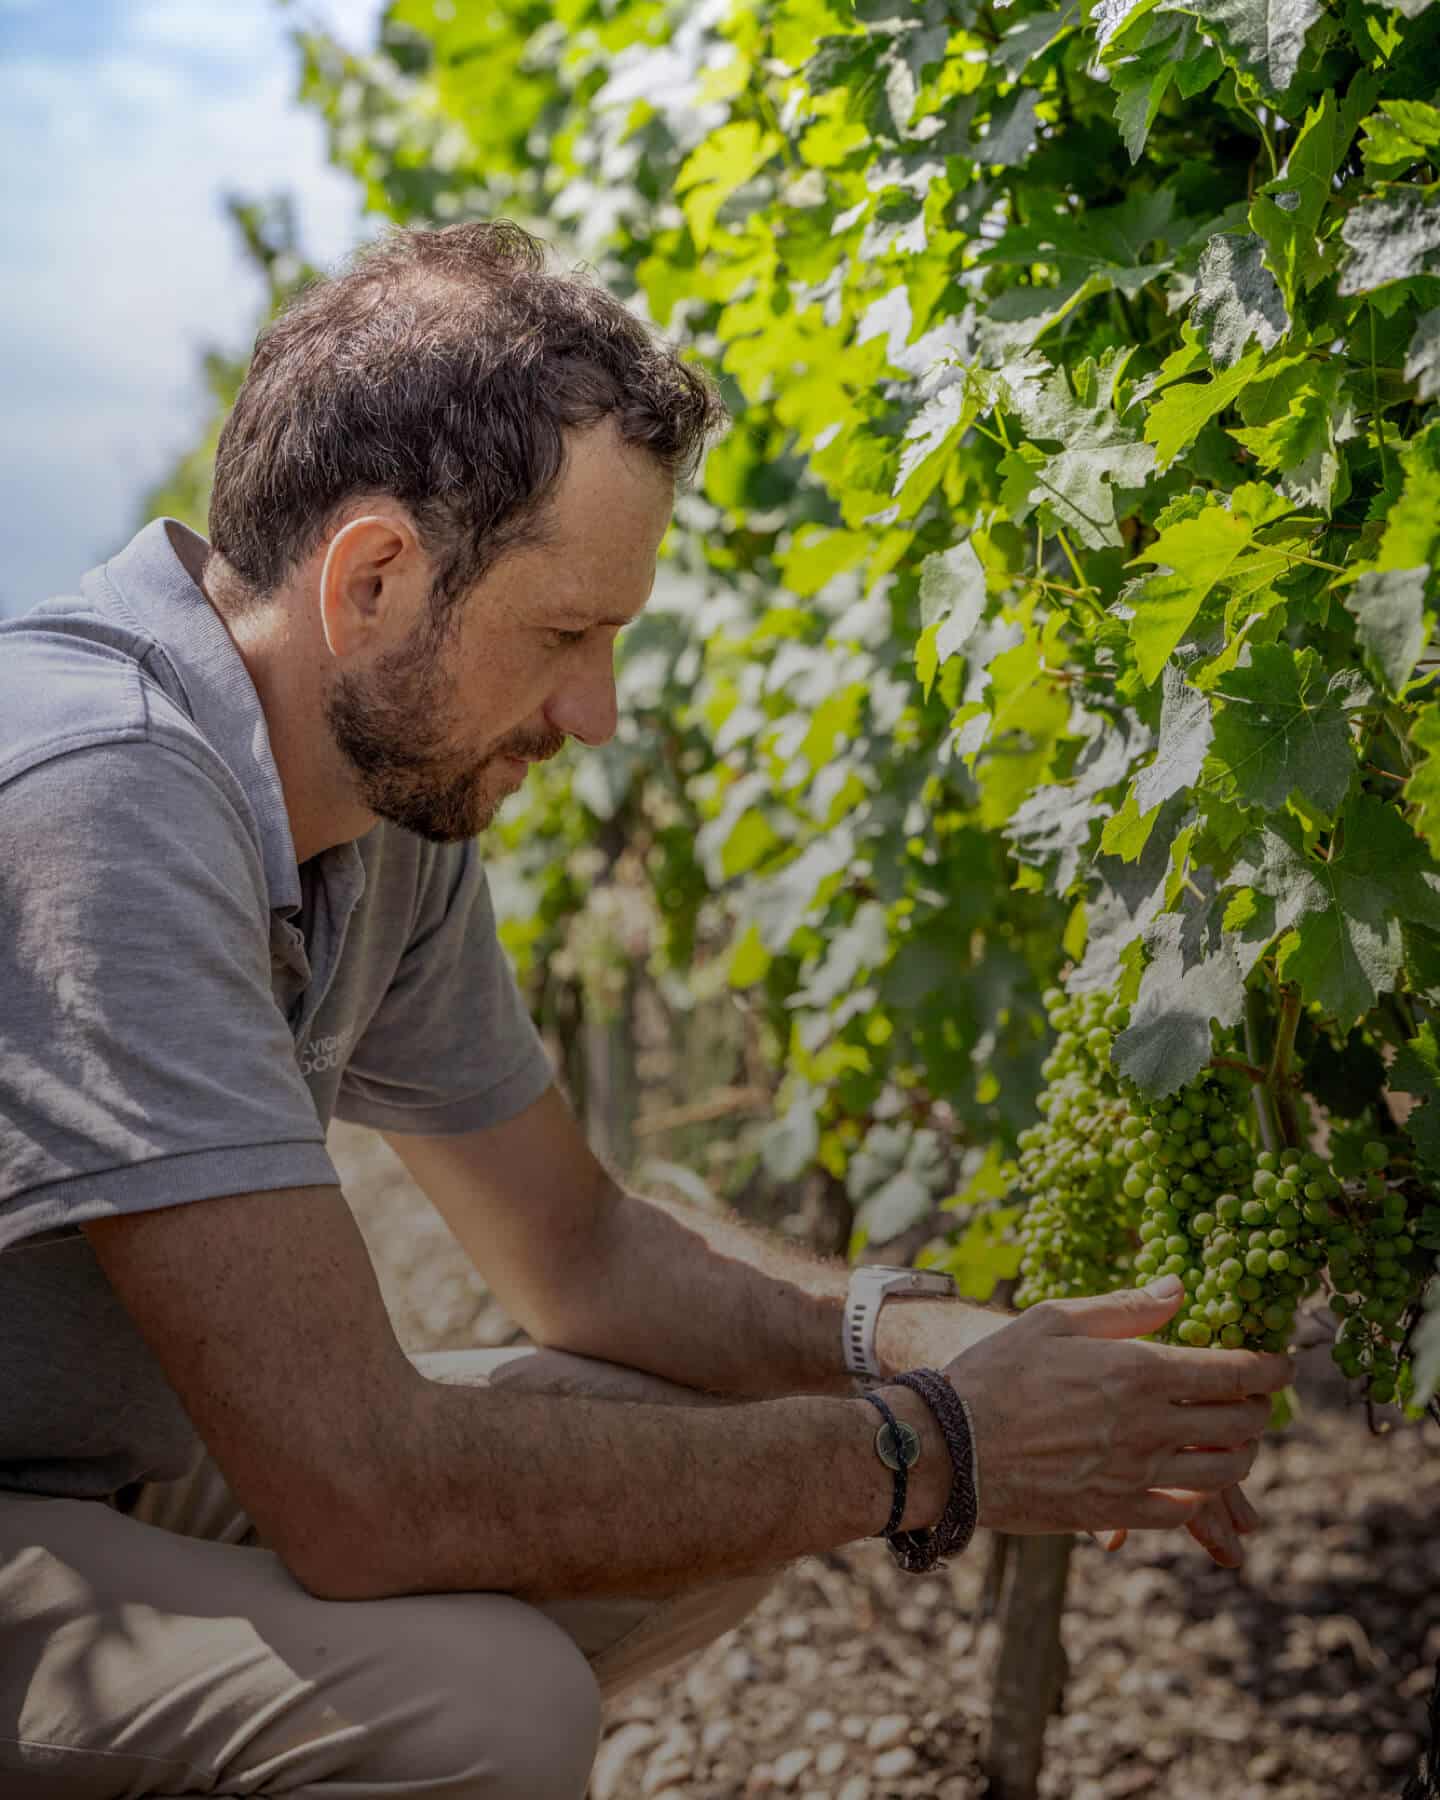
[{"xmin": 0, "ymin": 1346, "xmax": 775, "ymax": 1799}]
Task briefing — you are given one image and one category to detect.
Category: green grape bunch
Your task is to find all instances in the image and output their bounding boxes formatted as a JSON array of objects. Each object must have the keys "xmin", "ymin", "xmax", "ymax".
[
  {"xmin": 1012, "ymin": 988, "xmax": 1143, "ymax": 1307},
  {"xmin": 1012, "ymin": 983, "xmax": 1436, "ymax": 1415},
  {"xmin": 1327, "ymin": 1141, "xmax": 1423, "ymax": 1409},
  {"xmin": 1152, "ymin": 1146, "xmax": 1328, "ymax": 1353}
]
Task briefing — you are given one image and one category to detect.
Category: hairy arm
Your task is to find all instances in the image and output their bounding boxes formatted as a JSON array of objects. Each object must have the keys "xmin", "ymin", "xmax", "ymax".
[
  {"xmin": 387, "ymin": 1085, "xmax": 1264, "ymax": 1568},
  {"xmin": 384, "ymin": 1084, "xmax": 1005, "ymax": 1398},
  {"xmin": 84, "ymin": 1183, "xmax": 950, "ymax": 1604}
]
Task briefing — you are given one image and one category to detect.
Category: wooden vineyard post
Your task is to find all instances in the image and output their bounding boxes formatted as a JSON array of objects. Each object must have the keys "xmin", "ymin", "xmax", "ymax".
[
  {"xmin": 982, "ymin": 1532, "xmax": 1074, "ymax": 1799},
  {"xmin": 581, "ymin": 967, "xmax": 637, "ymax": 1179}
]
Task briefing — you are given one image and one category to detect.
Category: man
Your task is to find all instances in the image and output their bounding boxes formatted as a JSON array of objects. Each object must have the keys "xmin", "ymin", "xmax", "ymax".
[{"xmin": 0, "ymin": 220, "xmax": 1285, "ymax": 1799}]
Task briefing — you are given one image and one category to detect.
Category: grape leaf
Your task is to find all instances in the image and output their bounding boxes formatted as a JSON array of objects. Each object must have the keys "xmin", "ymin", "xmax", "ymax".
[
  {"xmin": 1409, "ymin": 706, "xmax": 1440, "ymax": 862},
  {"xmin": 1361, "ymin": 100, "xmax": 1440, "ymax": 180},
  {"xmin": 1342, "ymin": 567, "xmax": 1432, "ymax": 695},
  {"xmin": 1143, "ymin": 344, "xmax": 1265, "ymax": 470},
  {"xmin": 1073, "ymin": 795, "xmax": 1191, "ymax": 991},
  {"xmin": 1112, "ymin": 895, "xmax": 1248, "ymax": 1095},
  {"xmin": 1374, "ymin": 418, "xmax": 1440, "ymax": 574},
  {"xmin": 1389, "ymin": 1025, "xmax": 1440, "ymax": 1181},
  {"xmin": 1107, "ymin": 12, "xmax": 1192, "ymax": 161},
  {"xmin": 1338, "ymin": 185, "xmax": 1440, "ymax": 296},
  {"xmin": 761, "ymin": 1085, "xmax": 820, "ymax": 1180},
  {"xmin": 1008, "ymin": 714, "xmax": 1150, "ymax": 891},
  {"xmin": 893, "ymin": 373, "xmax": 987, "ymax": 510},
  {"xmin": 1134, "ymin": 663, "xmax": 1214, "ymax": 812},
  {"xmin": 994, "ymin": 3, "xmax": 1081, "ymax": 78},
  {"xmin": 1226, "ymin": 360, "xmax": 1347, "ymax": 509},
  {"xmin": 977, "ymin": 90, "xmax": 1041, "ymax": 167},
  {"xmin": 1162, "ymin": 0, "xmax": 1323, "ymax": 96},
  {"xmin": 976, "ymin": 187, "xmax": 1179, "ymax": 304},
  {"xmin": 1208, "ymin": 644, "xmax": 1369, "ymax": 817},
  {"xmin": 1407, "ymin": 306, "xmax": 1440, "ymax": 402},
  {"xmin": 675, "ymin": 122, "xmax": 782, "ymax": 250},
  {"xmin": 1191, "ymin": 233, "xmax": 1291, "ymax": 369},
  {"xmin": 1232, "ymin": 795, "xmax": 1440, "ymax": 1023},
  {"xmin": 1004, "ymin": 354, "xmax": 1157, "ymax": 548},
  {"xmin": 1124, "ymin": 484, "xmax": 1293, "ymax": 682},
  {"xmin": 745, "ymin": 825, "xmax": 857, "ymax": 950},
  {"xmin": 919, "ymin": 537, "xmax": 988, "ymax": 665},
  {"xmin": 1249, "ymin": 88, "xmax": 1373, "ymax": 311}
]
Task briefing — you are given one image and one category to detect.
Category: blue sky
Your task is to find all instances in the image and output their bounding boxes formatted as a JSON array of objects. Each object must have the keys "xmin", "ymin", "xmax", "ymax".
[{"xmin": 0, "ymin": 0, "xmax": 383, "ymax": 615}]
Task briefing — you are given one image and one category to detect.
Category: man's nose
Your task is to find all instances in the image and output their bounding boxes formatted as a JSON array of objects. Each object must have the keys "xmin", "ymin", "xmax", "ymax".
[{"xmin": 545, "ymin": 651, "xmax": 618, "ymax": 749}]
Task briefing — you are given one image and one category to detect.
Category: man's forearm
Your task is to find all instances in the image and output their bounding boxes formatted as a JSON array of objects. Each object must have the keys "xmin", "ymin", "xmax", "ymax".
[
  {"xmin": 535, "ymin": 1181, "xmax": 1010, "ymax": 1397},
  {"xmin": 303, "ymin": 1374, "xmax": 949, "ymax": 1602}
]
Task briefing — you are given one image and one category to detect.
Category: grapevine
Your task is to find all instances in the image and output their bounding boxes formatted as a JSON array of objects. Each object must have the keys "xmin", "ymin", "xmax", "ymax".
[{"xmin": 1014, "ymin": 981, "xmax": 1440, "ymax": 1419}]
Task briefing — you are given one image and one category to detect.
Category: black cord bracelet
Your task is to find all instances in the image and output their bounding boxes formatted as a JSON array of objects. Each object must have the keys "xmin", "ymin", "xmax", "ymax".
[
  {"xmin": 885, "ymin": 1368, "xmax": 980, "ymax": 1574},
  {"xmin": 857, "ymin": 1390, "xmax": 909, "ymax": 1539}
]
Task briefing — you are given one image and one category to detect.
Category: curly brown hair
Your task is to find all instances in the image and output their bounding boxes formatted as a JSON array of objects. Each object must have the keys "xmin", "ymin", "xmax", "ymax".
[{"xmin": 207, "ymin": 219, "xmax": 727, "ymax": 621}]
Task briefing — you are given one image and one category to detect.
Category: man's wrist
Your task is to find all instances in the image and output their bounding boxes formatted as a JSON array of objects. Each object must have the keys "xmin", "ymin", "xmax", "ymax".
[
  {"xmin": 874, "ymin": 1294, "xmax": 1013, "ymax": 1379},
  {"xmin": 853, "ymin": 1385, "xmax": 950, "ymax": 1533}
]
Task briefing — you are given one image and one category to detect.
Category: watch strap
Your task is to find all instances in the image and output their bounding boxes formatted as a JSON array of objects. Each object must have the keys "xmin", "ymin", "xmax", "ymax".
[{"xmin": 843, "ymin": 1266, "xmax": 957, "ymax": 1379}]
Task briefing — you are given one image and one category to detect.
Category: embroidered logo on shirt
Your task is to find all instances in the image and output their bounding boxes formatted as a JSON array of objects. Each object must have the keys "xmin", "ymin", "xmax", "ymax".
[{"xmin": 299, "ymin": 1025, "xmax": 354, "ymax": 1078}]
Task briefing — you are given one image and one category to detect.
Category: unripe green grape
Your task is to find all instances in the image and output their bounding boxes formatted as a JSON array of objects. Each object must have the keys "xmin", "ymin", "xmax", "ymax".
[
  {"xmin": 1245, "ymin": 1247, "xmax": 1271, "ymax": 1276},
  {"xmin": 1362, "ymin": 1141, "xmax": 1389, "ymax": 1170},
  {"xmin": 1220, "ymin": 1325, "xmax": 1245, "ymax": 1348},
  {"xmin": 1256, "ymin": 1151, "xmax": 1279, "ymax": 1174}
]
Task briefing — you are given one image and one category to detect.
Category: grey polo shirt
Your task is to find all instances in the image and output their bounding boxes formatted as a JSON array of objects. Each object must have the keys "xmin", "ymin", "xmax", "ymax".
[{"xmin": 0, "ymin": 518, "xmax": 553, "ymax": 1498}]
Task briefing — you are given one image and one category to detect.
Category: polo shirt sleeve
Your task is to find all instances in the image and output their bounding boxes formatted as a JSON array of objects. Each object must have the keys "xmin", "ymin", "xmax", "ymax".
[
  {"xmin": 0, "ymin": 739, "xmax": 338, "ymax": 1253},
  {"xmin": 334, "ymin": 837, "xmax": 554, "ymax": 1136}
]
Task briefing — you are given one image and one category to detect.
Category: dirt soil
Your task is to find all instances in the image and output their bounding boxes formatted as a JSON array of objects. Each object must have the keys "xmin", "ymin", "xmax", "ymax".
[{"xmin": 335, "ymin": 1121, "xmax": 1440, "ymax": 1800}]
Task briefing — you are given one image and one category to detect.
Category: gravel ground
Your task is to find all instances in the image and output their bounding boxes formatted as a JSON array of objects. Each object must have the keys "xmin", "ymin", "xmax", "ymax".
[{"xmin": 334, "ymin": 1121, "xmax": 1440, "ymax": 1800}]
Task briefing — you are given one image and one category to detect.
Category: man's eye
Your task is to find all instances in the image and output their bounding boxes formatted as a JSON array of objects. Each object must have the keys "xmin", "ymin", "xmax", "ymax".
[{"xmin": 546, "ymin": 628, "xmax": 587, "ymax": 648}]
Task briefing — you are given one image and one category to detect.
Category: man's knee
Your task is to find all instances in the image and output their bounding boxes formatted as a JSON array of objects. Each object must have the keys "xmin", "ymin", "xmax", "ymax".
[
  {"xmin": 427, "ymin": 1602, "xmax": 602, "ymax": 1800},
  {"xmin": 332, "ymin": 1594, "xmax": 601, "ymax": 1800}
]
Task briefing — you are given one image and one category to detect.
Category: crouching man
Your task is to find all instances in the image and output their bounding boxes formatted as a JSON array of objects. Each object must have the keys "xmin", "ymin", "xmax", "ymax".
[{"xmin": 0, "ymin": 220, "xmax": 1285, "ymax": 1799}]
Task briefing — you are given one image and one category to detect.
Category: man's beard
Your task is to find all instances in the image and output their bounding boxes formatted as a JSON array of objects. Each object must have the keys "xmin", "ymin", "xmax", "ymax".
[{"xmin": 324, "ymin": 616, "xmax": 564, "ymax": 843}]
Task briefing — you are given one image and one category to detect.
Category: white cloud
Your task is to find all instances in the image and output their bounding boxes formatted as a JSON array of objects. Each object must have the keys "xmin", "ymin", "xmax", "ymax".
[{"xmin": 0, "ymin": 0, "xmax": 385, "ymax": 614}]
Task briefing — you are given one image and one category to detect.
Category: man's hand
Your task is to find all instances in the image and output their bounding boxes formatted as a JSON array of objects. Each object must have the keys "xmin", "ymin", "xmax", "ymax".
[
  {"xmin": 943, "ymin": 1274, "xmax": 1291, "ymax": 1540},
  {"xmin": 1094, "ymin": 1481, "xmax": 1261, "ymax": 1568}
]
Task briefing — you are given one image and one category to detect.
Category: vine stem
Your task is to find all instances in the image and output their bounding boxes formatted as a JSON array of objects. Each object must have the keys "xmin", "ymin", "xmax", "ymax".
[
  {"xmin": 1266, "ymin": 985, "xmax": 1304, "ymax": 1150},
  {"xmin": 1208, "ymin": 1054, "xmax": 1267, "ymax": 1082},
  {"xmin": 1244, "ymin": 987, "xmax": 1282, "ymax": 1155}
]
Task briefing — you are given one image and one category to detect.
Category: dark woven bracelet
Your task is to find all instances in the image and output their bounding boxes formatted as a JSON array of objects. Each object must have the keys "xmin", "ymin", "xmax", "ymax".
[
  {"xmin": 886, "ymin": 1368, "xmax": 980, "ymax": 1574},
  {"xmin": 858, "ymin": 1390, "xmax": 909, "ymax": 1540}
]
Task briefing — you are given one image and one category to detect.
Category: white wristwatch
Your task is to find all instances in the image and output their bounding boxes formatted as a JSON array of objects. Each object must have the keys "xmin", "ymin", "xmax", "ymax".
[{"xmin": 843, "ymin": 1264, "xmax": 958, "ymax": 1379}]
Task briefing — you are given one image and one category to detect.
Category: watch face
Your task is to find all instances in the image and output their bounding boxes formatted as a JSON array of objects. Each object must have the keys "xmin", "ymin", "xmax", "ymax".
[{"xmin": 875, "ymin": 1418, "xmax": 922, "ymax": 1471}]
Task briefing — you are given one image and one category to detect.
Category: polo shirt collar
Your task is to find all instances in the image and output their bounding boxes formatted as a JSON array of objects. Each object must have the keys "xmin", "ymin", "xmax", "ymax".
[{"xmin": 92, "ymin": 518, "xmax": 321, "ymax": 920}]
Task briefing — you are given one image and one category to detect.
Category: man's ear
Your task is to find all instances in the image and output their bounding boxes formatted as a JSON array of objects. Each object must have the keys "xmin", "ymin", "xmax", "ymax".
[{"xmin": 317, "ymin": 514, "xmax": 423, "ymax": 660}]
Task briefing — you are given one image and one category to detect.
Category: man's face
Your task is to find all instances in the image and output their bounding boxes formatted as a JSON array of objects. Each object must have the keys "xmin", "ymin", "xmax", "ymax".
[{"xmin": 325, "ymin": 423, "xmax": 674, "ymax": 843}]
